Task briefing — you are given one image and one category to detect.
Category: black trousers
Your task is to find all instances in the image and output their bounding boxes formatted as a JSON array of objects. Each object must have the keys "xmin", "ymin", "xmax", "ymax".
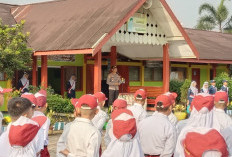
[
  {"xmin": 67, "ymin": 89, "xmax": 75, "ymax": 99},
  {"xmin": 108, "ymin": 90, "xmax": 119, "ymax": 106}
]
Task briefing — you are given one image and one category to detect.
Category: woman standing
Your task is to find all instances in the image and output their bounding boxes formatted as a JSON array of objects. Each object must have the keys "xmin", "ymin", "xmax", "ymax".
[
  {"xmin": 107, "ymin": 66, "xmax": 122, "ymax": 106},
  {"xmin": 187, "ymin": 81, "xmax": 198, "ymax": 114},
  {"xmin": 17, "ymin": 72, "xmax": 29, "ymax": 93},
  {"xmin": 200, "ymin": 82, "xmax": 209, "ymax": 94},
  {"xmin": 66, "ymin": 75, "xmax": 76, "ymax": 99}
]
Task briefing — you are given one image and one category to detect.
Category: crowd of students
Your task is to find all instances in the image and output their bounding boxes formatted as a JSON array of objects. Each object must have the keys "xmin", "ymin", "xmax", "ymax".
[{"xmin": 0, "ymin": 86, "xmax": 232, "ymax": 157}]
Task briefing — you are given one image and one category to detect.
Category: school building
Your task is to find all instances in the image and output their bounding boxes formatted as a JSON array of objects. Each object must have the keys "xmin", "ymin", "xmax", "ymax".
[{"xmin": 0, "ymin": 0, "xmax": 232, "ymax": 111}]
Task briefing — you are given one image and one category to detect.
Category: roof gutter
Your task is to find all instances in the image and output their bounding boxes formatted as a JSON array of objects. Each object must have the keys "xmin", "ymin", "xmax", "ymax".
[{"xmin": 34, "ymin": 48, "xmax": 93, "ymax": 56}]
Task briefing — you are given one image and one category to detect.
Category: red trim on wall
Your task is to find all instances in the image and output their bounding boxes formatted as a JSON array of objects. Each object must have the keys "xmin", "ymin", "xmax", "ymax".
[
  {"xmin": 34, "ymin": 49, "xmax": 93, "ymax": 56},
  {"xmin": 32, "ymin": 55, "xmax": 37, "ymax": 86},
  {"xmin": 41, "ymin": 55, "xmax": 48, "ymax": 88},
  {"xmin": 94, "ymin": 49, "xmax": 102, "ymax": 93},
  {"xmin": 163, "ymin": 44, "xmax": 170, "ymax": 93},
  {"xmin": 160, "ymin": 0, "xmax": 199, "ymax": 59}
]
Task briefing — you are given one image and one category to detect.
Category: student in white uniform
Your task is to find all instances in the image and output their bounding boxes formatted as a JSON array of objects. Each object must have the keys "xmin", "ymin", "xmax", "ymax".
[
  {"xmin": 92, "ymin": 92, "xmax": 108, "ymax": 132},
  {"xmin": 104, "ymin": 98, "xmax": 128, "ymax": 147},
  {"xmin": 175, "ymin": 93, "xmax": 215, "ymax": 157},
  {"xmin": 0, "ymin": 87, "xmax": 12, "ymax": 135},
  {"xmin": 102, "ymin": 108, "xmax": 144, "ymax": 157},
  {"xmin": 128, "ymin": 89, "xmax": 147, "ymax": 125},
  {"xmin": 164, "ymin": 92, "xmax": 178, "ymax": 126},
  {"xmin": 177, "ymin": 127, "xmax": 228, "ymax": 157},
  {"xmin": 32, "ymin": 90, "xmax": 51, "ymax": 157},
  {"xmin": 0, "ymin": 97, "xmax": 46, "ymax": 157},
  {"xmin": 59, "ymin": 94, "xmax": 101, "ymax": 157},
  {"xmin": 57, "ymin": 98, "xmax": 79, "ymax": 157},
  {"xmin": 213, "ymin": 91, "xmax": 232, "ymax": 132},
  {"xmin": 221, "ymin": 125, "xmax": 232, "ymax": 156},
  {"xmin": 139, "ymin": 94, "xmax": 177, "ymax": 157}
]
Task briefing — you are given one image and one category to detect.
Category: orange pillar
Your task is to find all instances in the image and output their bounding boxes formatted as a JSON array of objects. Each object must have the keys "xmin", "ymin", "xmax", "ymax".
[
  {"xmin": 41, "ymin": 55, "xmax": 48, "ymax": 88},
  {"xmin": 110, "ymin": 46, "xmax": 117, "ymax": 67},
  {"xmin": 32, "ymin": 55, "xmax": 37, "ymax": 86},
  {"xmin": 94, "ymin": 49, "xmax": 102, "ymax": 93},
  {"xmin": 163, "ymin": 44, "xmax": 170, "ymax": 93},
  {"xmin": 61, "ymin": 66, "xmax": 64, "ymax": 96}
]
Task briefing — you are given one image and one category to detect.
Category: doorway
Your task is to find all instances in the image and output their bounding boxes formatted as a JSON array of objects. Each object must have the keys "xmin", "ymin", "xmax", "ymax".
[{"xmin": 192, "ymin": 68, "xmax": 200, "ymax": 91}]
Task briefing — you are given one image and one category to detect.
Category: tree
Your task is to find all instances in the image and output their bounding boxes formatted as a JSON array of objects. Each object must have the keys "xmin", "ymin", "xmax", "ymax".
[
  {"xmin": 0, "ymin": 20, "xmax": 33, "ymax": 79},
  {"xmin": 196, "ymin": 0, "xmax": 231, "ymax": 32}
]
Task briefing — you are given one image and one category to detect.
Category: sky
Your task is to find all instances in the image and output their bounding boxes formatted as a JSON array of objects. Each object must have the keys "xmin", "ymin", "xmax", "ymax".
[{"xmin": 166, "ymin": 0, "xmax": 232, "ymax": 29}]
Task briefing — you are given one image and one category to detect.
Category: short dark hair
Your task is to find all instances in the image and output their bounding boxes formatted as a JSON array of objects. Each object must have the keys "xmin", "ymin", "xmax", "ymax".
[
  {"xmin": 135, "ymin": 94, "xmax": 145, "ymax": 101},
  {"xmin": 156, "ymin": 101, "xmax": 170, "ymax": 112},
  {"xmin": 8, "ymin": 97, "xmax": 32, "ymax": 118}
]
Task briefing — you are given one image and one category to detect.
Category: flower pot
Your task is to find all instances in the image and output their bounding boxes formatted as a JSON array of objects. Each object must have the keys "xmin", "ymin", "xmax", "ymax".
[{"xmin": 174, "ymin": 112, "xmax": 187, "ymax": 121}]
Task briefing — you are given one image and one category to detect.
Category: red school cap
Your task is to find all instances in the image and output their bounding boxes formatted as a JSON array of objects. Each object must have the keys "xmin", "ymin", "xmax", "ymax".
[
  {"xmin": 71, "ymin": 98, "xmax": 79, "ymax": 108},
  {"xmin": 134, "ymin": 89, "xmax": 147, "ymax": 100},
  {"xmin": 113, "ymin": 99, "xmax": 127, "ymax": 109},
  {"xmin": 214, "ymin": 91, "xmax": 228, "ymax": 104},
  {"xmin": 155, "ymin": 94, "xmax": 172, "ymax": 108},
  {"xmin": 34, "ymin": 90, "xmax": 47, "ymax": 107},
  {"xmin": 21, "ymin": 93, "xmax": 37, "ymax": 106},
  {"xmin": 191, "ymin": 94, "xmax": 214, "ymax": 112},
  {"xmin": 94, "ymin": 92, "xmax": 108, "ymax": 102},
  {"xmin": 77, "ymin": 94, "xmax": 98, "ymax": 109}
]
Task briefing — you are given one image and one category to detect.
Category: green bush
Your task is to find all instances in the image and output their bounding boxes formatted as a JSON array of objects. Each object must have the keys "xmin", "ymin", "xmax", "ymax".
[
  {"xmin": 180, "ymin": 79, "xmax": 191, "ymax": 103},
  {"xmin": 169, "ymin": 80, "xmax": 184, "ymax": 103}
]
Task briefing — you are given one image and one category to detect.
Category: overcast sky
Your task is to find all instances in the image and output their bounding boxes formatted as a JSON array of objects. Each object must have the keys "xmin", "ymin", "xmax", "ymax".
[{"xmin": 166, "ymin": 0, "xmax": 232, "ymax": 29}]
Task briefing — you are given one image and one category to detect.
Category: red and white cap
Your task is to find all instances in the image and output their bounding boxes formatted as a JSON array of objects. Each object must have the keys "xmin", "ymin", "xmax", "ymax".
[
  {"xmin": 21, "ymin": 93, "xmax": 37, "ymax": 106},
  {"xmin": 190, "ymin": 93, "xmax": 214, "ymax": 112},
  {"xmin": 183, "ymin": 129, "xmax": 228, "ymax": 157},
  {"xmin": 71, "ymin": 98, "xmax": 79, "ymax": 108},
  {"xmin": 155, "ymin": 94, "xmax": 172, "ymax": 108},
  {"xmin": 94, "ymin": 92, "xmax": 108, "ymax": 102},
  {"xmin": 214, "ymin": 91, "xmax": 228, "ymax": 104},
  {"xmin": 77, "ymin": 94, "xmax": 98, "ymax": 109},
  {"xmin": 0, "ymin": 87, "xmax": 12, "ymax": 94},
  {"xmin": 34, "ymin": 90, "xmax": 47, "ymax": 107},
  {"xmin": 9, "ymin": 116, "xmax": 46, "ymax": 147},
  {"xmin": 111, "ymin": 109, "xmax": 137, "ymax": 140},
  {"xmin": 164, "ymin": 92, "xmax": 177, "ymax": 104},
  {"xmin": 134, "ymin": 89, "xmax": 147, "ymax": 100},
  {"xmin": 113, "ymin": 98, "xmax": 127, "ymax": 109}
]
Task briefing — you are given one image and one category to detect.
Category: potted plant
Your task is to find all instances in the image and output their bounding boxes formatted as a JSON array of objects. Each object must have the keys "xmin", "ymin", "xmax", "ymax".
[{"xmin": 173, "ymin": 104, "xmax": 187, "ymax": 121}]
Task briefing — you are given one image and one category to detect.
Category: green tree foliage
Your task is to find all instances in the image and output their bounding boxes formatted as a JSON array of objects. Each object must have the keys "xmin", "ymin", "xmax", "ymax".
[
  {"xmin": 169, "ymin": 80, "xmax": 184, "ymax": 103},
  {"xmin": 196, "ymin": 0, "xmax": 232, "ymax": 32},
  {"xmin": 0, "ymin": 20, "xmax": 33, "ymax": 79},
  {"xmin": 180, "ymin": 79, "xmax": 191, "ymax": 103}
]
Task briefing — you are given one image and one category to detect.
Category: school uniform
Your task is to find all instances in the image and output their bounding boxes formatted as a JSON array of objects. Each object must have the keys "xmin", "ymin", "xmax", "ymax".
[
  {"xmin": 208, "ymin": 85, "xmax": 217, "ymax": 95},
  {"xmin": 128, "ymin": 102, "xmax": 147, "ymax": 125},
  {"xmin": 221, "ymin": 125, "xmax": 232, "ymax": 157},
  {"xmin": 104, "ymin": 119, "xmax": 113, "ymax": 147},
  {"xmin": 176, "ymin": 119, "xmax": 189, "ymax": 136},
  {"xmin": 67, "ymin": 79, "xmax": 76, "ymax": 99},
  {"xmin": 92, "ymin": 106, "xmax": 108, "ymax": 132},
  {"xmin": 102, "ymin": 109, "xmax": 144, "ymax": 157},
  {"xmin": 213, "ymin": 108, "xmax": 232, "ymax": 132},
  {"xmin": 221, "ymin": 85, "xmax": 229, "ymax": 94},
  {"xmin": 66, "ymin": 117, "xmax": 101, "ymax": 157},
  {"xmin": 168, "ymin": 112, "xmax": 178, "ymax": 126},
  {"xmin": 0, "ymin": 111, "xmax": 3, "ymax": 135},
  {"xmin": 17, "ymin": 76, "xmax": 29, "ymax": 93}
]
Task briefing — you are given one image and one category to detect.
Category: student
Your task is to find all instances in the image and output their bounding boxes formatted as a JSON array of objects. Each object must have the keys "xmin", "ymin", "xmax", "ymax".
[
  {"xmin": 200, "ymin": 81, "xmax": 209, "ymax": 94},
  {"xmin": 187, "ymin": 81, "xmax": 198, "ymax": 115},
  {"xmin": 92, "ymin": 92, "xmax": 108, "ymax": 132},
  {"xmin": 66, "ymin": 75, "xmax": 76, "ymax": 99},
  {"xmin": 33, "ymin": 90, "xmax": 51, "ymax": 157},
  {"xmin": 0, "ymin": 87, "xmax": 12, "ymax": 135},
  {"xmin": 221, "ymin": 80, "xmax": 229, "ymax": 94},
  {"xmin": 102, "ymin": 109, "xmax": 144, "ymax": 157},
  {"xmin": 213, "ymin": 91, "xmax": 232, "ymax": 132},
  {"xmin": 57, "ymin": 98, "xmax": 79, "ymax": 157},
  {"xmin": 128, "ymin": 89, "xmax": 147, "ymax": 124},
  {"xmin": 176, "ymin": 127, "xmax": 228, "ymax": 157},
  {"xmin": 104, "ymin": 98, "xmax": 128, "ymax": 147},
  {"xmin": 17, "ymin": 72, "xmax": 30, "ymax": 93},
  {"xmin": 221, "ymin": 125, "xmax": 232, "ymax": 156},
  {"xmin": 165, "ymin": 92, "xmax": 178, "ymax": 126},
  {"xmin": 139, "ymin": 94, "xmax": 177, "ymax": 157},
  {"xmin": 209, "ymin": 80, "xmax": 217, "ymax": 95},
  {"xmin": 0, "ymin": 97, "xmax": 46, "ymax": 157},
  {"xmin": 60, "ymin": 94, "xmax": 101, "ymax": 157}
]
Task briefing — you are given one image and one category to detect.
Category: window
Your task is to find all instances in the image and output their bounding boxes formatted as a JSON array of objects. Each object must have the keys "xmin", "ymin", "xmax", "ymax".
[
  {"xmin": 170, "ymin": 67, "xmax": 187, "ymax": 81},
  {"xmin": 144, "ymin": 67, "xmax": 163, "ymax": 81},
  {"xmin": 129, "ymin": 66, "xmax": 140, "ymax": 81}
]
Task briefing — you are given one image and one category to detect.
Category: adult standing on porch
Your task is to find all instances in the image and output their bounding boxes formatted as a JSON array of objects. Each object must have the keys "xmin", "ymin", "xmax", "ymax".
[
  {"xmin": 187, "ymin": 81, "xmax": 198, "ymax": 115},
  {"xmin": 17, "ymin": 72, "xmax": 29, "ymax": 93},
  {"xmin": 66, "ymin": 75, "xmax": 76, "ymax": 99},
  {"xmin": 107, "ymin": 66, "xmax": 122, "ymax": 106}
]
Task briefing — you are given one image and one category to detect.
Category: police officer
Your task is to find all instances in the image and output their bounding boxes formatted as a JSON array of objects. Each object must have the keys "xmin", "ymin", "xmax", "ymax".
[
  {"xmin": 221, "ymin": 80, "xmax": 229, "ymax": 94},
  {"xmin": 107, "ymin": 66, "xmax": 122, "ymax": 106},
  {"xmin": 209, "ymin": 80, "xmax": 217, "ymax": 95}
]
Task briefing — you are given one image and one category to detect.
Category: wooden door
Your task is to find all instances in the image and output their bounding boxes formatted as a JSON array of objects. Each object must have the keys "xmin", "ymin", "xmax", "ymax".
[
  {"xmin": 192, "ymin": 68, "xmax": 200, "ymax": 91},
  {"xmin": 117, "ymin": 65, "xmax": 129, "ymax": 93},
  {"xmin": 86, "ymin": 64, "xmax": 94, "ymax": 94}
]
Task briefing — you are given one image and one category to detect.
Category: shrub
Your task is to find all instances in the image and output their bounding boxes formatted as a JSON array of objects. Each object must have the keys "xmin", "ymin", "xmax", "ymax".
[
  {"xmin": 169, "ymin": 80, "xmax": 184, "ymax": 103},
  {"xmin": 180, "ymin": 79, "xmax": 191, "ymax": 103}
]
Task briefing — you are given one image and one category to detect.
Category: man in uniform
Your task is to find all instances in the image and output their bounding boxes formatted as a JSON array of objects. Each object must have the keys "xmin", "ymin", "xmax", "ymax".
[{"xmin": 208, "ymin": 80, "xmax": 217, "ymax": 95}]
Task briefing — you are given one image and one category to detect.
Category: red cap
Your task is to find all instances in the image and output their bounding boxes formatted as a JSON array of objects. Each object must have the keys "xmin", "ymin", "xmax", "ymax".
[
  {"xmin": 94, "ymin": 92, "xmax": 108, "ymax": 102},
  {"xmin": 113, "ymin": 99, "xmax": 127, "ymax": 109},
  {"xmin": 155, "ymin": 95, "xmax": 172, "ymax": 108},
  {"xmin": 164, "ymin": 92, "xmax": 177, "ymax": 104},
  {"xmin": 183, "ymin": 129, "xmax": 228, "ymax": 157},
  {"xmin": 34, "ymin": 90, "xmax": 47, "ymax": 107},
  {"xmin": 134, "ymin": 89, "xmax": 147, "ymax": 100},
  {"xmin": 71, "ymin": 98, "xmax": 79, "ymax": 108},
  {"xmin": 111, "ymin": 109, "xmax": 137, "ymax": 139},
  {"xmin": 214, "ymin": 91, "xmax": 228, "ymax": 104},
  {"xmin": 21, "ymin": 93, "xmax": 37, "ymax": 106},
  {"xmin": 0, "ymin": 87, "xmax": 12, "ymax": 94},
  {"xmin": 191, "ymin": 94, "xmax": 214, "ymax": 112},
  {"xmin": 77, "ymin": 94, "xmax": 98, "ymax": 109}
]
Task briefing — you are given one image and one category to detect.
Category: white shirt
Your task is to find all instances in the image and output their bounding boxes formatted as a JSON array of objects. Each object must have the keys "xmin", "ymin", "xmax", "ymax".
[
  {"xmin": 128, "ymin": 103, "xmax": 147, "ymax": 125},
  {"xmin": 92, "ymin": 107, "xmax": 108, "ymax": 132},
  {"xmin": 0, "ymin": 111, "xmax": 3, "ymax": 135},
  {"xmin": 138, "ymin": 112, "xmax": 177, "ymax": 156},
  {"xmin": 221, "ymin": 125, "xmax": 232, "ymax": 157},
  {"xmin": 66, "ymin": 117, "xmax": 101, "ymax": 157},
  {"xmin": 168, "ymin": 112, "xmax": 178, "ymax": 126},
  {"xmin": 176, "ymin": 119, "xmax": 189, "ymax": 136},
  {"xmin": 104, "ymin": 119, "xmax": 113, "ymax": 147},
  {"xmin": 213, "ymin": 108, "xmax": 232, "ymax": 132}
]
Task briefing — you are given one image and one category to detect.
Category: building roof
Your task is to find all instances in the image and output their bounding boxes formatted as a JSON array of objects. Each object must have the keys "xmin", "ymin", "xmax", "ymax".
[
  {"xmin": 0, "ymin": 4, "xmax": 15, "ymax": 25},
  {"xmin": 11, "ymin": 0, "xmax": 141, "ymax": 52},
  {"xmin": 185, "ymin": 28, "xmax": 232, "ymax": 61}
]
